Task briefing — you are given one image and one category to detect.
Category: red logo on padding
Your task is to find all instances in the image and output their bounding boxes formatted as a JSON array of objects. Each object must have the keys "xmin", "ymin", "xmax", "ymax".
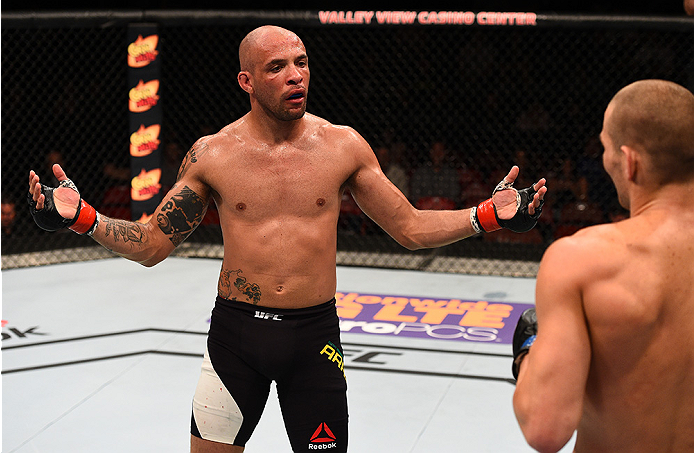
[{"xmin": 310, "ymin": 422, "xmax": 337, "ymax": 443}]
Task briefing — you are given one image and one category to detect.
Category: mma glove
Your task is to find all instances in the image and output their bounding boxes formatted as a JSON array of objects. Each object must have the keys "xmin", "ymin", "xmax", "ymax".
[
  {"xmin": 470, "ymin": 179, "xmax": 544, "ymax": 234},
  {"xmin": 512, "ymin": 308, "xmax": 537, "ymax": 380},
  {"xmin": 28, "ymin": 178, "xmax": 99, "ymax": 236}
]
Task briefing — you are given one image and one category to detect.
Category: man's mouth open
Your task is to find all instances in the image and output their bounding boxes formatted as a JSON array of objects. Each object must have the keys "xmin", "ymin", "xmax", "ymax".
[{"xmin": 287, "ymin": 91, "xmax": 305, "ymax": 102}]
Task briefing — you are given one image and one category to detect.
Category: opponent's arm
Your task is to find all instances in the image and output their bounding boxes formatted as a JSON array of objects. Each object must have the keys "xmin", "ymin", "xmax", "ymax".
[
  {"xmin": 345, "ymin": 131, "xmax": 547, "ymax": 249},
  {"xmin": 512, "ymin": 237, "xmax": 591, "ymax": 452},
  {"xmin": 28, "ymin": 140, "xmax": 211, "ymax": 267}
]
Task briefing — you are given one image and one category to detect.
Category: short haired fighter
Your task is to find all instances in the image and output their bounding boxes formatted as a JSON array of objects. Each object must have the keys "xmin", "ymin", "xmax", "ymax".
[
  {"xmin": 28, "ymin": 25, "xmax": 547, "ymax": 452},
  {"xmin": 512, "ymin": 79, "xmax": 694, "ymax": 452}
]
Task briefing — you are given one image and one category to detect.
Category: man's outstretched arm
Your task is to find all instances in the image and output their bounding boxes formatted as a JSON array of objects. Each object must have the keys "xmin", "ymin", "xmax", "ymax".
[
  {"xmin": 345, "ymin": 129, "xmax": 547, "ymax": 249},
  {"xmin": 28, "ymin": 162, "xmax": 209, "ymax": 267}
]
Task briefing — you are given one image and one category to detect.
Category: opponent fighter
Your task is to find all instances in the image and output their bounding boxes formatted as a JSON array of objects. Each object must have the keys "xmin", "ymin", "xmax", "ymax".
[
  {"xmin": 512, "ymin": 79, "xmax": 694, "ymax": 452},
  {"xmin": 28, "ymin": 25, "xmax": 546, "ymax": 453}
]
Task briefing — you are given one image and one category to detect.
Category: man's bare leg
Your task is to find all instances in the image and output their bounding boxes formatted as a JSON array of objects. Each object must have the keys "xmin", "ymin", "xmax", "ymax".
[{"xmin": 191, "ymin": 435, "xmax": 244, "ymax": 453}]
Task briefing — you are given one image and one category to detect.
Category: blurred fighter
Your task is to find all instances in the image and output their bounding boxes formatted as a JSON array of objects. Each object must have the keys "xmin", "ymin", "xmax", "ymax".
[
  {"xmin": 28, "ymin": 25, "xmax": 546, "ymax": 453},
  {"xmin": 512, "ymin": 79, "xmax": 694, "ymax": 452}
]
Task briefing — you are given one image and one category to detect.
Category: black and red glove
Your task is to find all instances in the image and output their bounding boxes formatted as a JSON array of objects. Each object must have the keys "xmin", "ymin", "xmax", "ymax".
[
  {"xmin": 28, "ymin": 178, "xmax": 99, "ymax": 235},
  {"xmin": 471, "ymin": 178, "xmax": 544, "ymax": 234}
]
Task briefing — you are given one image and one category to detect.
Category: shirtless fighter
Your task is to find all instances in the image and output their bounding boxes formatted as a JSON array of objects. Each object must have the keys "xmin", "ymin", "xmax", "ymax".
[
  {"xmin": 512, "ymin": 79, "xmax": 694, "ymax": 452},
  {"xmin": 29, "ymin": 25, "xmax": 546, "ymax": 453}
]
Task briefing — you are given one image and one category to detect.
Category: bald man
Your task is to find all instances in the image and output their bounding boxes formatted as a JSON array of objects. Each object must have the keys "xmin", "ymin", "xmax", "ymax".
[
  {"xmin": 28, "ymin": 26, "xmax": 546, "ymax": 452},
  {"xmin": 512, "ymin": 79, "xmax": 694, "ymax": 452}
]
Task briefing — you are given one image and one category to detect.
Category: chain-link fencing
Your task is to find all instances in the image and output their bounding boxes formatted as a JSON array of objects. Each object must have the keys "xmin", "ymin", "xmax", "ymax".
[{"xmin": 2, "ymin": 11, "xmax": 693, "ymax": 276}]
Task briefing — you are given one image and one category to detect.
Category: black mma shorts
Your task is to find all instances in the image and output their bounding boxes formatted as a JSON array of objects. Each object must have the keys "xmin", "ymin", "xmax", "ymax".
[{"xmin": 191, "ymin": 296, "xmax": 348, "ymax": 452}]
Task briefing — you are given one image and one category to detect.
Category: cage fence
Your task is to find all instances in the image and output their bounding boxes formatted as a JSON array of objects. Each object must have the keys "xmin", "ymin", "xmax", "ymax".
[{"xmin": 2, "ymin": 11, "xmax": 693, "ymax": 277}]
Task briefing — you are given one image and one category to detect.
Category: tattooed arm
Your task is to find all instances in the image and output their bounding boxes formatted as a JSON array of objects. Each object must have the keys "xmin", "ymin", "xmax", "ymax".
[
  {"xmin": 90, "ymin": 139, "xmax": 212, "ymax": 266},
  {"xmin": 90, "ymin": 183, "xmax": 208, "ymax": 266}
]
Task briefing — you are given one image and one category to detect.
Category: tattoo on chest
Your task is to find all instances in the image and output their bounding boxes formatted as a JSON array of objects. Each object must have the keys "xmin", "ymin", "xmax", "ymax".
[
  {"xmin": 218, "ymin": 268, "xmax": 262, "ymax": 304},
  {"xmin": 103, "ymin": 218, "xmax": 146, "ymax": 247},
  {"xmin": 156, "ymin": 185, "xmax": 206, "ymax": 246},
  {"xmin": 177, "ymin": 142, "xmax": 209, "ymax": 182}
]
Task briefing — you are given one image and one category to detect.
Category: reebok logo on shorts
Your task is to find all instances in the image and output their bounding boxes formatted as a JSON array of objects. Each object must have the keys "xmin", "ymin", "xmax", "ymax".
[{"xmin": 308, "ymin": 422, "xmax": 337, "ymax": 450}]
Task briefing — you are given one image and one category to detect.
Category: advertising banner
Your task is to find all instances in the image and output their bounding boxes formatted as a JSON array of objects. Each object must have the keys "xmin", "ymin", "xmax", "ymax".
[
  {"xmin": 127, "ymin": 24, "xmax": 162, "ymax": 222},
  {"xmin": 336, "ymin": 291, "xmax": 534, "ymax": 344}
]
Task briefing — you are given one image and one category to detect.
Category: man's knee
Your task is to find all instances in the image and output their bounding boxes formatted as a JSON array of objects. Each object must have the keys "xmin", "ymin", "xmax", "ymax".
[{"xmin": 190, "ymin": 434, "xmax": 244, "ymax": 453}]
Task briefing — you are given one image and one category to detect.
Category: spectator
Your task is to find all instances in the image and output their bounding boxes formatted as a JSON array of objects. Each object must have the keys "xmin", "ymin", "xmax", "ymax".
[
  {"xmin": 1, "ymin": 195, "xmax": 17, "ymax": 241},
  {"xmin": 577, "ymin": 134, "xmax": 616, "ymax": 213},
  {"xmin": 44, "ymin": 150, "xmax": 66, "ymax": 186},
  {"xmin": 161, "ymin": 141, "xmax": 186, "ymax": 192},
  {"xmin": 374, "ymin": 143, "xmax": 410, "ymax": 199},
  {"xmin": 410, "ymin": 140, "xmax": 461, "ymax": 206},
  {"xmin": 549, "ymin": 158, "xmax": 582, "ymax": 210}
]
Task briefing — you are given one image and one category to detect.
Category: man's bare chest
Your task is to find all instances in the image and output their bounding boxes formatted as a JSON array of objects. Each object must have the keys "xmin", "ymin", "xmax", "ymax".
[{"xmin": 206, "ymin": 147, "xmax": 352, "ymax": 216}]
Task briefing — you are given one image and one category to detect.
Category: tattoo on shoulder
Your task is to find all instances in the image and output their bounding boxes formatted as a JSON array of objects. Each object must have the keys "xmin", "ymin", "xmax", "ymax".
[
  {"xmin": 157, "ymin": 185, "xmax": 206, "ymax": 246},
  {"xmin": 103, "ymin": 218, "xmax": 147, "ymax": 247},
  {"xmin": 177, "ymin": 142, "xmax": 209, "ymax": 182},
  {"xmin": 218, "ymin": 268, "xmax": 262, "ymax": 305}
]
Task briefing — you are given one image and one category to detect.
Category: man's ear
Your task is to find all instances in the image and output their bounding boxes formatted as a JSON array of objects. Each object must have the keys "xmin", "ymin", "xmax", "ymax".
[
  {"xmin": 237, "ymin": 71, "xmax": 253, "ymax": 94},
  {"xmin": 620, "ymin": 145, "xmax": 639, "ymax": 182}
]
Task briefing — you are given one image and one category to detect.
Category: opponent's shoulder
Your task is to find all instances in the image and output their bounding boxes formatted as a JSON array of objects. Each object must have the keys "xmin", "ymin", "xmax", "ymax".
[
  {"xmin": 566, "ymin": 220, "xmax": 624, "ymax": 244},
  {"xmin": 540, "ymin": 222, "xmax": 625, "ymax": 280}
]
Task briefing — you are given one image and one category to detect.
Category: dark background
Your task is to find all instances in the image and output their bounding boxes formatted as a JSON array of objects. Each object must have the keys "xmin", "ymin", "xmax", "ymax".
[
  {"xmin": 1, "ymin": 0, "xmax": 690, "ymax": 15},
  {"xmin": 3, "ymin": 3, "xmax": 693, "ymax": 272}
]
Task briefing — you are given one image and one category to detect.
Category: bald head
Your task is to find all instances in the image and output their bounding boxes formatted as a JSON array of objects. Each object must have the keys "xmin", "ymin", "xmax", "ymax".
[
  {"xmin": 686, "ymin": 0, "xmax": 694, "ymax": 15},
  {"xmin": 239, "ymin": 26, "xmax": 304, "ymax": 74},
  {"xmin": 606, "ymin": 79, "xmax": 694, "ymax": 184}
]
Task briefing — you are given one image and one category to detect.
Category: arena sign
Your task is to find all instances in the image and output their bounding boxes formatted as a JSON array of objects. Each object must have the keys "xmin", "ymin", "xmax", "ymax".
[
  {"xmin": 336, "ymin": 291, "xmax": 534, "ymax": 344},
  {"xmin": 318, "ymin": 11, "xmax": 537, "ymax": 26}
]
